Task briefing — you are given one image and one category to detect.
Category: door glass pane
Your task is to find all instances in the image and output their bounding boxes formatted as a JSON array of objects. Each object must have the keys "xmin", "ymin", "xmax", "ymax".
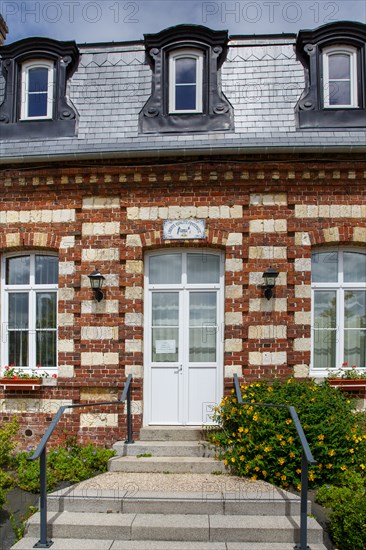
[
  {"xmin": 152, "ymin": 292, "xmax": 179, "ymax": 362},
  {"xmin": 36, "ymin": 331, "xmax": 57, "ymax": 367},
  {"xmin": 314, "ymin": 291, "xmax": 336, "ymax": 328},
  {"xmin": 36, "ymin": 256, "xmax": 58, "ymax": 284},
  {"xmin": 312, "ymin": 252, "xmax": 338, "ymax": 282},
  {"xmin": 189, "ymin": 292, "xmax": 217, "ymax": 362},
  {"xmin": 150, "ymin": 254, "xmax": 182, "ymax": 284},
  {"xmin": 9, "ymin": 332, "xmax": 28, "ymax": 367},
  {"xmin": 313, "ymin": 328, "xmax": 337, "ymax": 369},
  {"xmin": 6, "ymin": 256, "xmax": 30, "ymax": 285},
  {"xmin": 187, "ymin": 254, "xmax": 220, "ymax": 284},
  {"xmin": 36, "ymin": 293, "xmax": 57, "ymax": 328},
  {"xmin": 344, "ymin": 252, "xmax": 366, "ymax": 282}
]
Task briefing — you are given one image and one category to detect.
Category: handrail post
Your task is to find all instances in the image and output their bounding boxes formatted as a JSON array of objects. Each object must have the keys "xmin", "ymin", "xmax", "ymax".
[
  {"xmin": 125, "ymin": 380, "xmax": 134, "ymax": 444},
  {"xmin": 294, "ymin": 450, "xmax": 310, "ymax": 550},
  {"xmin": 34, "ymin": 447, "xmax": 53, "ymax": 548}
]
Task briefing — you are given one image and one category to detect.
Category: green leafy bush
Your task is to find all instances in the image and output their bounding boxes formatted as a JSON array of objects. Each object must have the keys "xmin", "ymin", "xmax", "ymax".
[
  {"xmin": 208, "ymin": 378, "xmax": 366, "ymax": 490},
  {"xmin": 0, "ymin": 417, "xmax": 18, "ymax": 468},
  {"xmin": 16, "ymin": 443, "xmax": 116, "ymax": 493},
  {"xmin": 316, "ymin": 471, "xmax": 366, "ymax": 550}
]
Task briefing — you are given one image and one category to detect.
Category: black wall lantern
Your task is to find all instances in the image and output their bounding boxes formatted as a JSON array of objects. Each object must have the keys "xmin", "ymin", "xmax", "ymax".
[
  {"xmin": 88, "ymin": 269, "xmax": 105, "ymax": 302},
  {"xmin": 262, "ymin": 266, "xmax": 279, "ymax": 300}
]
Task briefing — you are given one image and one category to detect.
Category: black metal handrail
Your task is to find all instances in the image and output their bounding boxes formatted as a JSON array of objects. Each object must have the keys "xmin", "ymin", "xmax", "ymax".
[
  {"xmin": 233, "ymin": 374, "xmax": 316, "ymax": 550},
  {"xmin": 28, "ymin": 374, "xmax": 133, "ymax": 548}
]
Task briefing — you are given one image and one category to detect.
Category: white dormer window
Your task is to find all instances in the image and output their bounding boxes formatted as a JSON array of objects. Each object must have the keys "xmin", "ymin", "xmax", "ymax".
[
  {"xmin": 169, "ymin": 49, "xmax": 203, "ymax": 113},
  {"xmin": 20, "ymin": 59, "xmax": 54, "ymax": 120},
  {"xmin": 323, "ymin": 46, "xmax": 358, "ymax": 108}
]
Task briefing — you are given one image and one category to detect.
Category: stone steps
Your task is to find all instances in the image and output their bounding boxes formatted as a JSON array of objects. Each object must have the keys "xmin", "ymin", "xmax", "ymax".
[
  {"xmin": 108, "ymin": 455, "xmax": 226, "ymax": 474},
  {"xmin": 23, "ymin": 511, "xmax": 325, "ymax": 544}
]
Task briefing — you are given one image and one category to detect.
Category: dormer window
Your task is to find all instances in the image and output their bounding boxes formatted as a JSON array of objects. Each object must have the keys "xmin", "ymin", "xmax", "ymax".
[
  {"xmin": 20, "ymin": 60, "xmax": 54, "ymax": 120},
  {"xmin": 0, "ymin": 37, "xmax": 79, "ymax": 139},
  {"xmin": 139, "ymin": 25, "xmax": 233, "ymax": 134},
  {"xmin": 169, "ymin": 50, "xmax": 203, "ymax": 113},
  {"xmin": 295, "ymin": 21, "xmax": 366, "ymax": 129},
  {"xmin": 323, "ymin": 46, "xmax": 358, "ymax": 108}
]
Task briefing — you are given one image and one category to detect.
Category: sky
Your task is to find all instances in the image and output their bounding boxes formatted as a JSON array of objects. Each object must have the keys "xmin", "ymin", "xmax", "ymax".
[{"xmin": 1, "ymin": 0, "xmax": 365, "ymax": 44}]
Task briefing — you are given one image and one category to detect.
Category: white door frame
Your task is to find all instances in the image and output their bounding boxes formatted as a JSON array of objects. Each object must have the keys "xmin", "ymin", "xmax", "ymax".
[{"xmin": 143, "ymin": 248, "xmax": 224, "ymax": 426}]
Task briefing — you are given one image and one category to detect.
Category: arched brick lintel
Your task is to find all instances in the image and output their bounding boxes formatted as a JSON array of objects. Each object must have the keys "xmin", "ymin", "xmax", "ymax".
[
  {"xmin": 141, "ymin": 228, "xmax": 229, "ymax": 250},
  {"xmin": 0, "ymin": 231, "xmax": 61, "ymax": 253},
  {"xmin": 308, "ymin": 225, "xmax": 366, "ymax": 247}
]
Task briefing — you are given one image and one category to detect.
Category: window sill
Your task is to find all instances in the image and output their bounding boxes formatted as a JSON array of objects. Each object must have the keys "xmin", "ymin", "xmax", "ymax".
[{"xmin": 297, "ymin": 108, "xmax": 366, "ymax": 129}]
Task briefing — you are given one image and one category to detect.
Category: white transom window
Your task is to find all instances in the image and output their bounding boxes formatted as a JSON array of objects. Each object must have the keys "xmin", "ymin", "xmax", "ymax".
[
  {"xmin": 311, "ymin": 249, "xmax": 366, "ymax": 375},
  {"xmin": 323, "ymin": 46, "xmax": 358, "ymax": 108},
  {"xmin": 169, "ymin": 49, "xmax": 203, "ymax": 113},
  {"xmin": 20, "ymin": 59, "xmax": 54, "ymax": 120},
  {"xmin": 1, "ymin": 253, "xmax": 58, "ymax": 375}
]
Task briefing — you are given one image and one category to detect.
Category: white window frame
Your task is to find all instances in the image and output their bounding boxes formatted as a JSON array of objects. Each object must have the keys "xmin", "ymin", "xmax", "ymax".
[
  {"xmin": 323, "ymin": 45, "xmax": 358, "ymax": 108},
  {"xmin": 1, "ymin": 252, "xmax": 58, "ymax": 376},
  {"xmin": 20, "ymin": 59, "xmax": 54, "ymax": 120},
  {"xmin": 168, "ymin": 49, "xmax": 203, "ymax": 114},
  {"xmin": 311, "ymin": 248, "xmax": 366, "ymax": 377}
]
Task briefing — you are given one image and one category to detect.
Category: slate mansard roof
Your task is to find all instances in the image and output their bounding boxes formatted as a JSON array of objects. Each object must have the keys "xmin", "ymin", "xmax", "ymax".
[{"xmin": 0, "ymin": 22, "xmax": 365, "ymax": 163}]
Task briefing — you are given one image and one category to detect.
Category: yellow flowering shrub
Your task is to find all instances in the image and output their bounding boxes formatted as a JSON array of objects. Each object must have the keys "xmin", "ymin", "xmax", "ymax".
[{"xmin": 208, "ymin": 378, "xmax": 366, "ymax": 490}]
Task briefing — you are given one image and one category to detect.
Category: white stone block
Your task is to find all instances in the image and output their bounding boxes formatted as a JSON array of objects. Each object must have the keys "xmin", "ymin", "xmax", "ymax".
[
  {"xmin": 230, "ymin": 205, "xmax": 243, "ymax": 218},
  {"xmin": 248, "ymin": 246, "xmax": 286, "ymax": 259},
  {"xmin": 58, "ymin": 313, "xmax": 74, "ymax": 327},
  {"xmin": 125, "ymin": 365, "xmax": 144, "ymax": 378},
  {"xmin": 295, "ymin": 285, "xmax": 311, "ymax": 298},
  {"xmin": 225, "ymin": 285, "xmax": 243, "ymax": 299},
  {"xmin": 81, "ymin": 300, "xmax": 119, "ymax": 314},
  {"xmin": 224, "ymin": 339, "xmax": 242, "ymax": 352},
  {"xmin": 125, "ymin": 286, "xmax": 143, "ymax": 300},
  {"xmin": 125, "ymin": 313, "xmax": 143, "ymax": 327},
  {"xmin": 294, "ymin": 311, "xmax": 311, "ymax": 325},
  {"xmin": 82, "ymin": 222, "xmax": 120, "ymax": 236},
  {"xmin": 125, "ymin": 339, "xmax": 143, "ymax": 353},
  {"xmin": 82, "ymin": 197, "xmax": 120, "ymax": 209},
  {"xmin": 58, "ymin": 339, "xmax": 74, "ymax": 353},
  {"xmin": 59, "ymin": 261, "xmax": 75, "ymax": 276},
  {"xmin": 58, "ymin": 365, "xmax": 75, "ymax": 378},
  {"xmin": 126, "ymin": 234, "xmax": 142, "ymax": 247},
  {"xmin": 58, "ymin": 287, "xmax": 75, "ymax": 301},
  {"xmin": 81, "ymin": 326, "xmax": 118, "ymax": 340},
  {"xmin": 224, "ymin": 365, "xmax": 243, "ymax": 377},
  {"xmin": 225, "ymin": 258, "xmax": 243, "ymax": 272},
  {"xmin": 293, "ymin": 364, "xmax": 310, "ymax": 378},
  {"xmin": 60, "ymin": 236, "xmax": 75, "ymax": 249},
  {"xmin": 294, "ymin": 258, "xmax": 311, "ymax": 272},
  {"xmin": 81, "ymin": 248, "xmax": 119, "ymax": 262},
  {"xmin": 80, "ymin": 413, "xmax": 118, "ymax": 428},
  {"xmin": 294, "ymin": 232, "xmax": 311, "ymax": 246},
  {"xmin": 225, "ymin": 312, "xmax": 242, "ymax": 325},
  {"xmin": 127, "ymin": 207, "xmax": 139, "ymax": 220},
  {"xmin": 249, "ymin": 298, "xmax": 287, "ymax": 312},
  {"xmin": 248, "ymin": 325, "xmax": 287, "ymax": 339},
  {"xmin": 126, "ymin": 260, "xmax": 143, "ymax": 274},
  {"xmin": 294, "ymin": 338, "xmax": 311, "ymax": 352}
]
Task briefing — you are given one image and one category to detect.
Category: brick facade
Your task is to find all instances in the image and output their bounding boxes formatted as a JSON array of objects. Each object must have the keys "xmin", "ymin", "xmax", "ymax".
[{"xmin": 1, "ymin": 157, "xmax": 365, "ymax": 448}]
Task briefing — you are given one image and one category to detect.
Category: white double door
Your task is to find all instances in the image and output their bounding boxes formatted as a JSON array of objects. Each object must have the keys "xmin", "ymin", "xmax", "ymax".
[{"xmin": 144, "ymin": 250, "xmax": 224, "ymax": 425}]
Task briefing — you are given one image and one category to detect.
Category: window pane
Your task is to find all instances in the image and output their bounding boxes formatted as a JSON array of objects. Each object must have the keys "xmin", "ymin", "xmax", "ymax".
[
  {"xmin": 28, "ymin": 67, "xmax": 48, "ymax": 92},
  {"xmin": 152, "ymin": 328, "xmax": 178, "ymax": 362},
  {"xmin": 328, "ymin": 54, "xmax": 350, "ymax": 80},
  {"xmin": 36, "ymin": 292, "xmax": 57, "ymax": 329},
  {"xmin": 344, "ymin": 291, "xmax": 366, "ymax": 328},
  {"xmin": 9, "ymin": 332, "xmax": 28, "ymax": 367},
  {"xmin": 313, "ymin": 328, "xmax": 337, "ymax": 369},
  {"xmin": 314, "ymin": 291, "xmax": 336, "ymax": 328},
  {"xmin": 9, "ymin": 293, "xmax": 29, "ymax": 328},
  {"xmin": 152, "ymin": 293, "xmax": 179, "ymax": 326},
  {"xmin": 6, "ymin": 256, "xmax": 30, "ymax": 285},
  {"xmin": 344, "ymin": 330, "xmax": 366, "ymax": 368},
  {"xmin": 175, "ymin": 85, "xmax": 196, "ymax": 110},
  {"xmin": 36, "ymin": 331, "xmax": 56, "ymax": 367},
  {"xmin": 328, "ymin": 81, "xmax": 351, "ymax": 106},
  {"xmin": 312, "ymin": 252, "xmax": 338, "ymax": 282},
  {"xmin": 187, "ymin": 254, "xmax": 220, "ymax": 284},
  {"xmin": 344, "ymin": 252, "xmax": 366, "ymax": 282},
  {"xmin": 28, "ymin": 93, "xmax": 48, "ymax": 117},
  {"xmin": 150, "ymin": 254, "xmax": 182, "ymax": 284},
  {"xmin": 189, "ymin": 292, "xmax": 217, "ymax": 326},
  {"xmin": 36, "ymin": 256, "xmax": 58, "ymax": 284},
  {"xmin": 176, "ymin": 58, "xmax": 196, "ymax": 84}
]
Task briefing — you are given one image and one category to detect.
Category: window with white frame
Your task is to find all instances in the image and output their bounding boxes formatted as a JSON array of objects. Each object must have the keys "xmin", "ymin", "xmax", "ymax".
[
  {"xmin": 323, "ymin": 46, "xmax": 358, "ymax": 108},
  {"xmin": 1, "ymin": 253, "xmax": 58, "ymax": 375},
  {"xmin": 311, "ymin": 249, "xmax": 366, "ymax": 373},
  {"xmin": 20, "ymin": 59, "xmax": 54, "ymax": 120},
  {"xmin": 169, "ymin": 49, "xmax": 203, "ymax": 113}
]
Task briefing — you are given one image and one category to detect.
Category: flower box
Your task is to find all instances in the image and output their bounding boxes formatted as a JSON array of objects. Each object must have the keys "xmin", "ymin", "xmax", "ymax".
[
  {"xmin": 328, "ymin": 378, "xmax": 366, "ymax": 397},
  {"xmin": 0, "ymin": 378, "xmax": 43, "ymax": 390}
]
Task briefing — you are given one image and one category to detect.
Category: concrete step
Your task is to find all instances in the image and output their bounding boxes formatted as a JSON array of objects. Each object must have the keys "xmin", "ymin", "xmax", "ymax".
[
  {"xmin": 139, "ymin": 426, "xmax": 204, "ymax": 441},
  {"xmin": 108, "ymin": 455, "xmax": 226, "ymax": 474},
  {"xmin": 47, "ymin": 488, "xmax": 303, "ymax": 516},
  {"xmin": 113, "ymin": 440, "xmax": 214, "ymax": 457},
  {"xmin": 11, "ymin": 539, "xmax": 329, "ymax": 550},
  {"xmin": 24, "ymin": 511, "xmax": 324, "ymax": 544}
]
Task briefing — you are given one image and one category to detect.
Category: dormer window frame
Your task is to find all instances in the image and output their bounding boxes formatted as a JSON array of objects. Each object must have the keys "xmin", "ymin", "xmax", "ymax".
[
  {"xmin": 168, "ymin": 48, "xmax": 204, "ymax": 114},
  {"xmin": 20, "ymin": 59, "xmax": 55, "ymax": 121},
  {"xmin": 295, "ymin": 21, "xmax": 366, "ymax": 130},
  {"xmin": 322, "ymin": 45, "xmax": 358, "ymax": 109}
]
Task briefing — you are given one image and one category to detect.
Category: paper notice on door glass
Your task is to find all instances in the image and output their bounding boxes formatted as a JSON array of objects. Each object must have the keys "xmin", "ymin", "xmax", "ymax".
[{"xmin": 156, "ymin": 340, "xmax": 176, "ymax": 354}]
